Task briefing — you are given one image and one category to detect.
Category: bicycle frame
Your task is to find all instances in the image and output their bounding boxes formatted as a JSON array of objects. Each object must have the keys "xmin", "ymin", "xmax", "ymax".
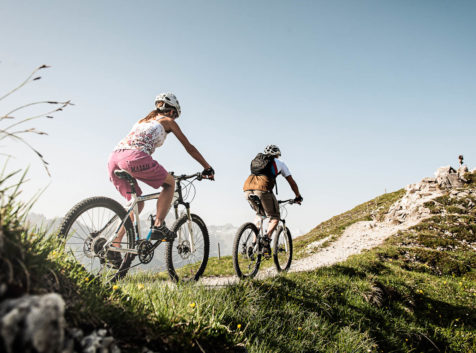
[
  {"xmin": 104, "ymin": 172, "xmax": 202, "ymax": 255},
  {"xmin": 254, "ymin": 199, "xmax": 293, "ymax": 241}
]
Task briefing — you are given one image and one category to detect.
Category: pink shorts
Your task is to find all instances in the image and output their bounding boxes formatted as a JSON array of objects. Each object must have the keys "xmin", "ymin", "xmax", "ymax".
[{"xmin": 108, "ymin": 149, "xmax": 168, "ymax": 200}]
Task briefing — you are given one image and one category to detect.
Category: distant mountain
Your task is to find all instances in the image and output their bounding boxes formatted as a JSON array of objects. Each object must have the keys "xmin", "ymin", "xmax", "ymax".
[{"xmin": 26, "ymin": 213, "xmax": 63, "ymax": 234}]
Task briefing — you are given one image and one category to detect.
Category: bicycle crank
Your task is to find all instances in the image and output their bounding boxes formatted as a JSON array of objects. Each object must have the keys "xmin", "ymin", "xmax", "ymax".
[{"xmin": 137, "ymin": 240, "xmax": 154, "ymax": 264}]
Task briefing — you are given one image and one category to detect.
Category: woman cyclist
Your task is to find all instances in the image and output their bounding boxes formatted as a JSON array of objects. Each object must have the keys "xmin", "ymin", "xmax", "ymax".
[{"xmin": 107, "ymin": 93, "xmax": 214, "ymax": 253}]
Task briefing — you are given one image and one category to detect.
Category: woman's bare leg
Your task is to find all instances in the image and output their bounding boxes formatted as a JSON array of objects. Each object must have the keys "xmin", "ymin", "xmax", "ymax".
[{"xmin": 154, "ymin": 173, "xmax": 175, "ymax": 226}]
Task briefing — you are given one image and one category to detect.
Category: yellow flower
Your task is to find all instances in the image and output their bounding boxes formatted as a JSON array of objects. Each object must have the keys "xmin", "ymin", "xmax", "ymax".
[
  {"xmin": 443, "ymin": 281, "xmax": 447, "ymax": 285},
  {"xmin": 84, "ymin": 277, "xmax": 89, "ymax": 282},
  {"xmin": 189, "ymin": 302, "xmax": 196, "ymax": 308},
  {"xmin": 112, "ymin": 285, "xmax": 119, "ymax": 291},
  {"xmin": 297, "ymin": 327, "xmax": 302, "ymax": 331},
  {"xmin": 405, "ymin": 339, "xmax": 408, "ymax": 342},
  {"xmin": 51, "ymin": 251, "xmax": 57, "ymax": 256},
  {"xmin": 137, "ymin": 283, "xmax": 145, "ymax": 290},
  {"xmin": 237, "ymin": 324, "xmax": 242, "ymax": 329}
]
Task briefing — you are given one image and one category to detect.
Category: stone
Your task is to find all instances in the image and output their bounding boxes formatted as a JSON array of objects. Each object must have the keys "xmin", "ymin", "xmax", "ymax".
[
  {"xmin": 81, "ymin": 329, "xmax": 121, "ymax": 353},
  {"xmin": 0, "ymin": 293, "xmax": 65, "ymax": 353},
  {"xmin": 434, "ymin": 165, "xmax": 466, "ymax": 188}
]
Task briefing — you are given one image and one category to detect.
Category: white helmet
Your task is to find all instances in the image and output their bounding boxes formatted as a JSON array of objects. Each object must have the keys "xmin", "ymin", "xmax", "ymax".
[
  {"xmin": 154, "ymin": 92, "xmax": 181, "ymax": 117},
  {"xmin": 264, "ymin": 144, "xmax": 281, "ymax": 157}
]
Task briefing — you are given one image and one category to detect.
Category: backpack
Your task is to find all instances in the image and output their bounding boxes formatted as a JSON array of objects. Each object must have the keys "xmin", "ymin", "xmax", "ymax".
[{"xmin": 250, "ymin": 153, "xmax": 274, "ymax": 177}]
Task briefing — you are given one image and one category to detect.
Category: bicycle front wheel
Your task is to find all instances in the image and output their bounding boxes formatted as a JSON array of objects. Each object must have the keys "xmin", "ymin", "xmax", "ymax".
[
  {"xmin": 58, "ymin": 196, "xmax": 135, "ymax": 282},
  {"xmin": 232, "ymin": 222, "xmax": 261, "ymax": 279},
  {"xmin": 273, "ymin": 226, "xmax": 293, "ymax": 272},
  {"xmin": 166, "ymin": 214, "xmax": 210, "ymax": 282}
]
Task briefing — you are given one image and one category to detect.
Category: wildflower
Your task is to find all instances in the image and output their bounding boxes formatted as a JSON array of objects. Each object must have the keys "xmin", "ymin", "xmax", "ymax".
[
  {"xmin": 189, "ymin": 302, "xmax": 196, "ymax": 308},
  {"xmin": 84, "ymin": 277, "xmax": 89, "ymax": 282},
  {"xmin": 237, "ymin": 324, "xmax": 242, "ymax": 330},
  {"xmin": 137, "ymin": 283, "xmax": 145, "ymax": 290},
  {"xmin": 51, "ymin": 251, "xmax": 57, "ymax": 256},
  {"xmin": 297, "ymin": 327, "xmax": 302, "ymax": 331},
  {"xmin": 405, "ymin": 338, "xmax": 408, "ymax": 342},
  {"xmin": 443, "ymin": 281, "xmax": 447, "ymax": 285},
  {"xmin": 112, "ymin": 285, "xmax": 119, "ymax": 291}
]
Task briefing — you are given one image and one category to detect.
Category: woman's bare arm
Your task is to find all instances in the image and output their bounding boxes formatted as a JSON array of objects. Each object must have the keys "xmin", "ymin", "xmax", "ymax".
[{"xmin": 159, "ymin": 117, "xmax": 211, "ymax": 169}]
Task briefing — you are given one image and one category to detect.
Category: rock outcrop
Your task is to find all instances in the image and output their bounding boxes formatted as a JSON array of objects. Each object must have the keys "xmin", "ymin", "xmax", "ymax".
[{"xmin": 385, "ymin": 165, "xmax": 470, "ymax": 224}]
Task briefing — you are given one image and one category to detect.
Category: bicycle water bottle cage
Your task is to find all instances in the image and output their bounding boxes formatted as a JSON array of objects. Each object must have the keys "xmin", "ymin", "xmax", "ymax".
[{"xmin": 114, "ymin": 170, "xmax": 137, "ymax": 194}]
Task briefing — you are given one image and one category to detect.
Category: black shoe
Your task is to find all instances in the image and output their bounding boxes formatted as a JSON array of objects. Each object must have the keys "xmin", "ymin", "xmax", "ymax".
[
  {"xmin": 260, "ymin": 237, "xmax": 272, "ymax": 258},
  {"xmin": 150, "ymin": 223, "xmax": 176, "ymax": 242},
  {"xmin": 103, "ymin": 248, "xmax": 122, "ymax": 269}
]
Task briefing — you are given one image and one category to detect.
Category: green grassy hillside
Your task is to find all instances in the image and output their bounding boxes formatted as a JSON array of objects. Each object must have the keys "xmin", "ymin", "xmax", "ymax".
[
  {"xmin": 1, "ymin": 175, "xmax": 475, "ymax": 352},
  {"xmin": 202, "ymin": 188, "xmax": 405, "ymax": 277}
]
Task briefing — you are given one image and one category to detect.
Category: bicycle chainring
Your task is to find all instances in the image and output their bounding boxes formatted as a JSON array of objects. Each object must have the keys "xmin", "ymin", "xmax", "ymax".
[{"xmin": 137, "ymin": 240, "xmax": 154, "ymax": 264}]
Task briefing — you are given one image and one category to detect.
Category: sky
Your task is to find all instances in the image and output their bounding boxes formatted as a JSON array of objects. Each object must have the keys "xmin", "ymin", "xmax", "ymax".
[{"xmin": 1, "ymin": 0, "xmax": 475, "ymax": 235}]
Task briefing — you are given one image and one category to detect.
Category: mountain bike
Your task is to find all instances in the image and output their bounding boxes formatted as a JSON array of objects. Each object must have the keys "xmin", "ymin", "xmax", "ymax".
[
  {"xmin": 59, "ymin": 170, "xmax": 210, "ymax": 282},
  {"xmin": 232, "ymin": 195, "xmax": 296, "ymax": 279}
]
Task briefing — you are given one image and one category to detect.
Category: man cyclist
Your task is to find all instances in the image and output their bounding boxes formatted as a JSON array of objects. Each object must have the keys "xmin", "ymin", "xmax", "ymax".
[{"xmin": 243, "ymin": 144, "xmax": 302, "ymax": 256}]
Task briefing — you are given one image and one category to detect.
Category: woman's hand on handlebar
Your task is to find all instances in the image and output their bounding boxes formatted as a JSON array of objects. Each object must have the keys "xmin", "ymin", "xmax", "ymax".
[{"xmin": 201, "ymin": 167, "xmax": 215, "ymax": 180}]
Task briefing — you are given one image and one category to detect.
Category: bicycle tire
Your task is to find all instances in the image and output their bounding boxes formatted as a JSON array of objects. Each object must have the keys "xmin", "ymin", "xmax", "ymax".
[
  {"xmin": 273, "ymin": 226, "xmax": 293, "ymax": 272},
  {"xmin": 166, "ymin": 213, "xmax": 209, "ymax": 282},
  {"xmin": 59, "ymin": 196, "xmax": 135, "ymax": 282},
  {"xmin": 232, "ymin": 222, "xmax": 261, "ymax": 279}
]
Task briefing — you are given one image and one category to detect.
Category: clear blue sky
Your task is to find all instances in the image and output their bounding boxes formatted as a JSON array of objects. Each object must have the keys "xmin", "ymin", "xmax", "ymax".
[{"xmin": 1, "ymin": 0, "xmax": 475, "ymax": 234}]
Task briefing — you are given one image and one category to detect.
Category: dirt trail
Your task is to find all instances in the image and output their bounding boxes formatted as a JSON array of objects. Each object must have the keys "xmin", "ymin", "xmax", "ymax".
[{"xmin": 199, "ymin": 179, "xmax": 445, "ymax": 287}]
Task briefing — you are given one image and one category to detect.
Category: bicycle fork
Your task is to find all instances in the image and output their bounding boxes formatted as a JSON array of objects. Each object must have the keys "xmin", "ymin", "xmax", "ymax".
[{"xmin": 174, "ymin": 204, "xmax": 196, "ymax": 253}]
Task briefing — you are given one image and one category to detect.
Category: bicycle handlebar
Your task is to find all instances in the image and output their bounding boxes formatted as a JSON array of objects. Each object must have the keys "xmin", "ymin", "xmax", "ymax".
[
  {"xmin": 278, "ymin": 199, "xmax": 296, "ymax": 205},
  {"xmin": 170, "ymin": 172, "xmax": 204, "ymax": 181}
]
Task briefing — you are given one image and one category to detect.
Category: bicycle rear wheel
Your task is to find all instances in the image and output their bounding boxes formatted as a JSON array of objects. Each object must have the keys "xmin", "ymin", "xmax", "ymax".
[
  {"xmin": 273, "ymin": 226, "xmax": 293, "ymax": 272},
  {"xmin": 166, "ymin": 214, "xmax": 209, "ymax": 282},
  {"xmin": 59, "ymin": 196, "xmax": 135, "ymax": 282},
  {"xmin": 232, "ymin": 222, "xmax": 261, "ymax": 279}
]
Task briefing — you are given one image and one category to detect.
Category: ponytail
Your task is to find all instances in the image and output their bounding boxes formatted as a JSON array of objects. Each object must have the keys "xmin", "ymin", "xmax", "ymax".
[{"xmin": 138, "ymin": 109, "xmax": 160, "ymax": 123}]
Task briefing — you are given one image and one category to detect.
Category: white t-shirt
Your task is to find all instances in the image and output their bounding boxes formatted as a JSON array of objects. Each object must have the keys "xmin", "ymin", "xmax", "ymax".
[
  {"xmin": 114, "ymin": 120, "xmax": 167, "ymax": 155},
  {"xmin": 271, "ymin": 159, "xmax": 291, "ymax": 178}
]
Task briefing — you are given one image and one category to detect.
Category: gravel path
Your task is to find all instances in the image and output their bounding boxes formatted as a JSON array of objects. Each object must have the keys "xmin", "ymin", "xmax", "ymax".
[{"xmin": 199, "ymin": 182, "xmax": 444, "ymax": 287}]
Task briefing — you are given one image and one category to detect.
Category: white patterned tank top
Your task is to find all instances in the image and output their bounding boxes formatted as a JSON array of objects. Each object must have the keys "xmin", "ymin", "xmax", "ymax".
[{"xmin": 114, "ymin": 120, "xmax": 167, "ymax": 155}]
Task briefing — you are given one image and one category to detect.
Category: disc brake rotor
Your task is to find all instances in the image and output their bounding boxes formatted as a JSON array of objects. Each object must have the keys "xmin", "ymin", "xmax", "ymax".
[{"xmin": 177, "ymin": 240, "xmax": 191, "ymax": 260}]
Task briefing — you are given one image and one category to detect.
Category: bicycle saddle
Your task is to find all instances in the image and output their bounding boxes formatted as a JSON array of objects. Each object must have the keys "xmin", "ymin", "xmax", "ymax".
[{"xmin": 114, "ymin": 170, "xmax": 136, "ymax": 183}]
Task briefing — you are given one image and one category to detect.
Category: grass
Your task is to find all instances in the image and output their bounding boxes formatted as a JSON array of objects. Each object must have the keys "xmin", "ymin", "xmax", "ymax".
[{"xmin": 1, "ymin": 173, "xmax": 475, "ymax": 352}]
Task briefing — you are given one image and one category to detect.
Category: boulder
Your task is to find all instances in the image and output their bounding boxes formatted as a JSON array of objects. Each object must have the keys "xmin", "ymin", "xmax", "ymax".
[
  {"xmin": 434, "ymin": 166, "xmax": 465, "ymax": 188},
  {"xmin": 0, "ymin": 293, "xmax": 65, "ymax": 353}
]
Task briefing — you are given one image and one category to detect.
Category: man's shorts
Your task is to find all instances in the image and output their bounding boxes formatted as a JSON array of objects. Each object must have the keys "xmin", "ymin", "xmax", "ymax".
[
  {"xmin": 244, "ymin": 190, "xmax": 280, "ymax": 219},
  {"xmin": 108, "ymin": 149, "xmax": 168, "ymax": 200}
]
